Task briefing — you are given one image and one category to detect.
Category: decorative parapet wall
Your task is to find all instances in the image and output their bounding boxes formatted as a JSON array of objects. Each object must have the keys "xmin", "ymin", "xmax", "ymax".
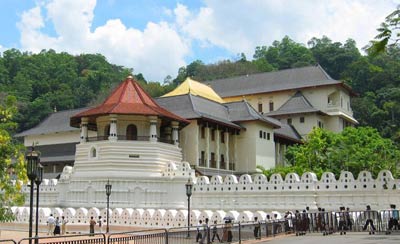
[
  {"xmin": 191, "ymin": 170, "xmax": 400, "ymax": 212},
  {"xmin": 10, "ymin": 206, "xmax": 283, "ymax": 228},
  {"xmin": 19, "ymin": 169, "xmax": 400, "ymax": 213}
]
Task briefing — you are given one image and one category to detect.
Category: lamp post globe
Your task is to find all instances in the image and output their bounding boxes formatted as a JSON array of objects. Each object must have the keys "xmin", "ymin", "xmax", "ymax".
[
  {"xmin": 185, "ymin": 179, "xmax": 193, "ymax": 238},
  {"xmin": 34, "ymin": 164, "xmax": 43, "ymax": 244},
  {"xmin": 26, "ymin": 147, "xmax": 39, "ymax": 244},
  {"xmin": 105, "ymin": 179, "xmax": 112, "ymax": 233}
]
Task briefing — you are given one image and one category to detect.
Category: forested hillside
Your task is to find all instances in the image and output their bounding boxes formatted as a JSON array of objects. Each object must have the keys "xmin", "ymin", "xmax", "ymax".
[
  {"xmin": 0, "ymin": 49, "xmax": 173, "ymax": 131},
  {"xmin": 1, "ymin": 36, "xmax": 399, "ymax": 145}
]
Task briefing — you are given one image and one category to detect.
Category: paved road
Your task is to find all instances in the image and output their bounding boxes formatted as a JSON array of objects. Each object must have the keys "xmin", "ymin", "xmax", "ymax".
[{"xmin": 259, "ymin": 233, "xmax": 400, "ymax": 244}]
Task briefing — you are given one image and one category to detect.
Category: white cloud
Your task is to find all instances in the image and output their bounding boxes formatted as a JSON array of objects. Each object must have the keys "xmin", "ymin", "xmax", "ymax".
[
  {"xmin": 0, "ymin": 44, "xmax": 5, "ymax": 54},
  {"xmin": 16, "ymin": 0, "xmax": 398, "ymax": 80},
  {"xmin": 17, "ymin": 0, "xmax": 189, "ymax": 81},
  {"xmin": 175, "ymin": 0, "xmax": 397, "ymax": 58}
]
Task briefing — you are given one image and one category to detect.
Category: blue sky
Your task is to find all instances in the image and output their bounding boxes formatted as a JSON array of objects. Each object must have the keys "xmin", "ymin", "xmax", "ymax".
[{"xmin": 0, "ymin": 0, "xmax": 398, "ymax": 82}]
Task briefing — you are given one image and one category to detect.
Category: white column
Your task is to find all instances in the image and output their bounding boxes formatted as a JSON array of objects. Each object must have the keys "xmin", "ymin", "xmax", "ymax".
[
  {"xmin": 108, "ymin": 115, "xmax": 118, "ymax": 141},
  {"xmin": 224, "ymin": 131, "xmax": 230, "ymax": 170},
  {"xmin": 216, "ymin": 127, "xmax": 220, "ymax": 169},
  {"xmin": 233, "ymin": 132, "xmax": 238, "ymax": 170},
  {"xmin": 195, "ymin": 124, "xmax": 200, "ymax": 166},
  {"xmin": 80, "ymin": 117, "xmax": 88, "ymax": 143},
  {"xmin": 275, "ymin": 142, "xmax": 279, "ymax": 166},
  {"xmin": 205, "ymin": 125, "xmax": 210, "ymax": 168},
  {"xmin": 149, "ymin": 116, "xmax": 158, "ymax": 142},
  {"xmin": 171, "ymin": 121, "xmax": 179, "ymax": 146}
]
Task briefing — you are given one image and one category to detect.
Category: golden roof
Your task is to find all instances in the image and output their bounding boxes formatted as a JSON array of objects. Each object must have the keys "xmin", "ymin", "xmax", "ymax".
[{"xmin": 162, "ymin": 77, "xmax": 224, "ymax": 103}]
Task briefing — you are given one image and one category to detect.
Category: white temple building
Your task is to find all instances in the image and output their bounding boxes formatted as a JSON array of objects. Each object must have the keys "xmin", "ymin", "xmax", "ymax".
[{"xmin": 13, "ymin": 66, "xmax": 390, "ymax": 228}]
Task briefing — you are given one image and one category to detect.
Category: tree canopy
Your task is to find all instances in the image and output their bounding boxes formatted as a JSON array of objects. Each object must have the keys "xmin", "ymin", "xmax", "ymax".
[
  {"xmin": 0, "ymin": 95, "xmax": 26, "ymax": 221},
  {"xmin": 366, "ymin": 5, "xmax": 400, "ymax": 55},
  {"xmin": 262, "ymin": 127, "xmax": 400, "ymax": 179},
  {"xmin": 0, "ymin": 49, "xmax": 175, "ymax": 132}
]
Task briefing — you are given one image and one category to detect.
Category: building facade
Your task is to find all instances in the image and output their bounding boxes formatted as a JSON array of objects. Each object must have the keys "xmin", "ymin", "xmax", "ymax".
[{"xmin": 16, "ymin": 65, "xmax": 355, "ymax": 176}]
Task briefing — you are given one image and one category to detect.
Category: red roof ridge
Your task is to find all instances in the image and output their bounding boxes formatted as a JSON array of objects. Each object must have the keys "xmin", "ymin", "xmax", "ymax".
[{"xmin": 70, "ymin": 76, "xmax": 189, "ymax": 128}]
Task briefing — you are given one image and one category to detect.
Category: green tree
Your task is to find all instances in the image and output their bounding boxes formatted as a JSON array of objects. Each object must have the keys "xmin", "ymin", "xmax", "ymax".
[
  {"xmin": 0, "ymin": 95, "xmax": 26, "ymax": 221},
  {"xmin": 367, "ymin": 5, "xmax": 400, "ymax": 54},
  {"xmin": 254, "ymin": 36, "xmax": 315, "ymax": 70},
  {"xmin": 265, "ymin": 127, "xmax": 400, "ymax": 179},
  {"xmin": 308, "ymin": 36, "xmax": 361, "ymax": 79}
]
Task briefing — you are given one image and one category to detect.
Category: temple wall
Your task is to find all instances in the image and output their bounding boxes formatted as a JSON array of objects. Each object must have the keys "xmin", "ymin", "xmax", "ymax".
[{"xmin": 20, "ymin": 169, "xmax": 400, "ymax": 219}]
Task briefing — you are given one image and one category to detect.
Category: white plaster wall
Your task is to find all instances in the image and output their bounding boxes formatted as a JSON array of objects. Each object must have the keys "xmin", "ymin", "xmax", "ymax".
[
  {"xmin": 222, "ymin": 85, "xmax": 355, "ymax": 130},
  {"xmin": 274, "ymin": 114, "xmax": 326, "ymax": 138},
  {"xmin": 238, "ymin": 121, "xmax": 275, "ymax": 171},
  {"xmin": 17, "ymin": 170, "xmax": 400, "ymax": 228},
  {"xmin": 235, "ymin": 128, "xmax": 256, "ymax": 172},
  {"xmin": 96, "ymin": 115, "xmax": 152, "ymax": 138},
  {"xmin": 179, "ymin": 121, "xmax": 199, "ymax": 166}
]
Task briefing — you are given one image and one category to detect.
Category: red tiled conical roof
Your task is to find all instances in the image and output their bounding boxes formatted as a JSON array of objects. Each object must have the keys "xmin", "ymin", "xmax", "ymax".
[{"xmin": 70, "ymin": 76, "xmax": 188, "ymax": 128}]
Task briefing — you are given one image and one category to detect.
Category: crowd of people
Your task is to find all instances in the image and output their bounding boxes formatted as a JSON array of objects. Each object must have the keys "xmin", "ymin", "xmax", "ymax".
[
  {"xmin": 192, "ymin": 204, "xmax": 400, "ymax": 243},
  {"xmin": 45, "ymin": 214, "xmax": 68, "ymax": 236},
  {"xmin": 43, "ymin": 204, "xmax": 399, "ymax": 241},
  {"xmin": 46, "ymin": 214, "xmax": 104, "ymax": 236}
]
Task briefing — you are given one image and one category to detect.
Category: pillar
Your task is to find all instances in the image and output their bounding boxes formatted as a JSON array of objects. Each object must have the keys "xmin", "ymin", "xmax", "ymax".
[
  {"xmin": 108, "ymin": 115, "xmax": 118, "ymax": 141},
  {"xmin": 233, "ymin": 132, "xmax": 238, "ymax": 170},
  {"xmin": 216, "ymin": 127, "xmax": 220, "ymax": 169},
  {"xmin": 171, "ymin": 121, "xmax": 179, "ymax": 146},
  {"xmin": 195, "ymin": 124, "xmax": 200, "ymax": 166},
  {"xmin": 149, "ymin": 116, "xmax": 158, "ymax": 142},
  {"xmin": 224, "ymin": 131, "xmax": 230, "ymax": 170},
  {"xmin": 205, "ymin": 125, "xmax": 210, "ymax": 168},
  {"xmin": 80, "ymin": 117, "xmax": 88, "ymax": 143}
]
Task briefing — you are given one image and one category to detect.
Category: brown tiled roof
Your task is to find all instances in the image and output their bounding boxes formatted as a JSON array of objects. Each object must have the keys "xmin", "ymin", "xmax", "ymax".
[{"xmin": 71, "ymin": 76, "xmax": 189, "ymax": 128}]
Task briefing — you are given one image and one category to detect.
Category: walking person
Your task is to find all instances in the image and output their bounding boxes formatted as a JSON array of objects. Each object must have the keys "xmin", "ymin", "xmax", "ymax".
[
  {"xmin": 200, "ymin": 218, "xmax": 210, "ymax": 244},
  {"xmin": 253, "ymin": 217, "xmax": 261, "ymax": 239},
  {"xmin": 89, "ymin": 216, "xmax": 96, "ymax": 236},
  {"xmin": 211, "ymin": 220, "xmax": 221, "ymax": 242},
  {"xmin": 226, "ymin": 220, "xmax": 233, "ymax": 243},
  {"xmin": 53, "ymin": 217, "xmax": 61, "ymax": 235},
  {"xmin": 363, "ymin": 205, "xmax": 376, "ymax": 234},
  {"xmin": 196, "ymin": 220, "xmax": 203, "ymax": 242},
  {"xmin": 337, "ymin": 207, "xmax": 347, "ymax": 235},
  {"xmin": 345, "ymin": 207, "xmax": 353, "ymax": 231},
  {"xmin": 387, "ymin": 204, "xmax": 399, "ymax": 234},
  {"xmin": 61, "ymin": 216, "xmax": 68, "ymax": 235},
  {"xmin": 98, "ymin": 216, "xmax": 103, "ymax": 233},
  {"xmin": 47, "ymin": 214, "xmax": 55, "ymax": 235}
]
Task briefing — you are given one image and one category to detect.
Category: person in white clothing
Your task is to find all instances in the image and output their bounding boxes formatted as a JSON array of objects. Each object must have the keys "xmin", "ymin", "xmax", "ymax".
[{"xmin": 47, "ymin": 214, "xmax": 56, "ymax": 235}]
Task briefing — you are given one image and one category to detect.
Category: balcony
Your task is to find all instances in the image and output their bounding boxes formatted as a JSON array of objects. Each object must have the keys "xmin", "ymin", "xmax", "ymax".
[
  {"xmin": 220, "ymin": 161, "xmax": 226, "ymax": 169},
  {"xmin": 229, "ymin": 163, "xmax": 235, "ymax": 171}
]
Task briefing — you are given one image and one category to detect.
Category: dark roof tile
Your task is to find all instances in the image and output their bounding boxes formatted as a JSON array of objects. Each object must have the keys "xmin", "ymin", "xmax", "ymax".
[{"xmin": 205, "ymin": 65, "xmax": 343, "ymax": 97}]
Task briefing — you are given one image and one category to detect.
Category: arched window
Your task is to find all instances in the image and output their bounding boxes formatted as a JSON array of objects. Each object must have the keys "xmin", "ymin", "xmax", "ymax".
[
  {"xmin": 126, "ymin": 124, "xmax": 138, "ymax": 140},
  {"xmin": 90, "ymin": 147, "xmax": 97, "ymax": 158}
]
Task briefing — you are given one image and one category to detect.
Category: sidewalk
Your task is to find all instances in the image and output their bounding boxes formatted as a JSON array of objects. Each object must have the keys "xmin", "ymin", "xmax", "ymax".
[{"xmin": 0, "ymin": 223, "xmax": 292, "ymax": 244}]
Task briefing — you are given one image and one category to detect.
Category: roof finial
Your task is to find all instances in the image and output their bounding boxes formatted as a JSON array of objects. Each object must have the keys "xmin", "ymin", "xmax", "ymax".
[{"xmin": 127, "ymin": 75, "xmax": 134, "ymax": 80}]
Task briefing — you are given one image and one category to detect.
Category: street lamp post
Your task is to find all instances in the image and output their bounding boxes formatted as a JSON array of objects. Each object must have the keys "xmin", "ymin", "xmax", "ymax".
[
  {"xmin": 185, "ymin": 179, "xmax": 193, "ymax": 238},
  {"xmin": 105, "ymin": 179, "xmax": 112, "ymax": 233},
  {"xmin": 34, "ymin": 164, "xmax": 43, "ymax": 244},
  {"xmin": 26, "ymin": 147, "xmax": 39, "ymax": 244}
]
